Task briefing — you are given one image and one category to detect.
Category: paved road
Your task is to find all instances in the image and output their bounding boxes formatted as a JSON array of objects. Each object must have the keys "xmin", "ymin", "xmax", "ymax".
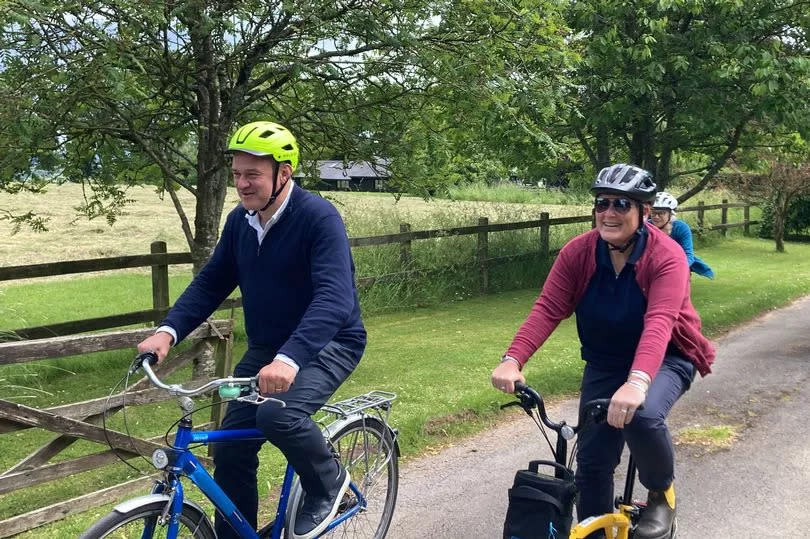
[{"xmin": 387, "ymin": 295, "xmax": 810, "ymax": 538}]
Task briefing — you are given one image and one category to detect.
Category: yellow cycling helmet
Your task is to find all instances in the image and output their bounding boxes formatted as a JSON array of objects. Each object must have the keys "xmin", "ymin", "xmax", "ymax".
[{"xmin": 226, "ymin": 121, "xmax": 299, "ymax": 171}]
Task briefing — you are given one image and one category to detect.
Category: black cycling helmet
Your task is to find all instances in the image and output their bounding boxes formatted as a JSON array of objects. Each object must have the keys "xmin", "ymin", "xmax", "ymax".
[{"xmin": 591, "ymin": 164, "xmax": 656, "ymax": 202}]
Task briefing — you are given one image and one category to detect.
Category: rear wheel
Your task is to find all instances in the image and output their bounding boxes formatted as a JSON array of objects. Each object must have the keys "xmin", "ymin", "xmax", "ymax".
[
  {"xmin": 286, "ymin": 417, "xmax": 399, "ymax": 538},
  {"xmin": 80, "ymin": 500, "xmax": 215, "ymax": 538}
]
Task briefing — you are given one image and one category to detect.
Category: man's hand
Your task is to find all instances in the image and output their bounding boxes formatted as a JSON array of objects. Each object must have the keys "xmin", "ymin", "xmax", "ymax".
[
  {"xmin": 136, "ymin": 332, "xmax": 174, "ymax": 363},
  {"xmin": 607, "ymin": 383, "xmax": 646, "ymax": 428},
  {"xmin": 258, "ymin": 360, "xmax": 297, "ymax": 394},
  {"xmin": 491, "ymin": 360, "xmax": 525, "ymax": 394}
]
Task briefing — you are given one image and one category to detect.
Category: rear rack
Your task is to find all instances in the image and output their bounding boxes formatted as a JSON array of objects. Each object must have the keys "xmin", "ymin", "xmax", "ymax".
[{"xmin": 321, "ymin": 390, "xmax": 397, "ymax": 418}]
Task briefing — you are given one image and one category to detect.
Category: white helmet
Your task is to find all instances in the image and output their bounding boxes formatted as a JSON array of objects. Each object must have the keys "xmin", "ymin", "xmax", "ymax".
[{"xmin": 653, "ymin": 191, "xmax": 678, "ymax": 210}]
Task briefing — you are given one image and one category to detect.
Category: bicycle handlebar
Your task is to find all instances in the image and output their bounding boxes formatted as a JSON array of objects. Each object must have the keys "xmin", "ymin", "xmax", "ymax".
[
  {"xmin": 135, "ymin": 352, "xmax": 286, "ymax": 406},
  {"xmin": 513, "ymin": 381, "xmax": 612, "ymax": 434}
]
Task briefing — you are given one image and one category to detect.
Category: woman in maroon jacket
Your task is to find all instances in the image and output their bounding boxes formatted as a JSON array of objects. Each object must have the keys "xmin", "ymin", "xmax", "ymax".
[{"xmin": 492, "ymin": 164, "xmax": 715, "ymax": 539}]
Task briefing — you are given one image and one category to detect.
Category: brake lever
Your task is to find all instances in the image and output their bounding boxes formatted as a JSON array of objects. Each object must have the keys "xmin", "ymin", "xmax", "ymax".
[
  {"xmin": 500, "ymin": 401, "xmax": 522, "ymax": 410},
  {"xmin": 236, "ymin": 392, "xmax": 287, "ymax": 407}
]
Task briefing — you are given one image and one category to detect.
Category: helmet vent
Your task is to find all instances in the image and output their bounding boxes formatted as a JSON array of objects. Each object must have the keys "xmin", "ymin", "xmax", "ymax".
[
  {"xmin": 259, "ymin": 129, "xmax": 276, "ymax": 138},
  {"xmin": 282, "ymin": 144, "xmax": 294, "ymax": 151}
]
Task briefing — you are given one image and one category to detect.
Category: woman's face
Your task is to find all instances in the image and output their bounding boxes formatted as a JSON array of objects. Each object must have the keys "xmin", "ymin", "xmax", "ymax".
[
  {"xmin": 650, "ymin": 208, "xmax": 672, "ymax": 229},
  {"xmin": 594, "ymin": 194, "xmax": 644, "ymax": 245}
]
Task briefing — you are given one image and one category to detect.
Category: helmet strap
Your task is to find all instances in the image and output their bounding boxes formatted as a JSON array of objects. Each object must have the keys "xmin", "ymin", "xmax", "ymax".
[
  {"xmin": 246, "ymin": 160, "xmax": 288, "ymax": 216},
  {"xmin": 607, "ymin": 234, "xmax": 637, "ymax": 253},
  {"xmin": 607, "ymin": 203, "xmax": 644, "ymax": 253}
]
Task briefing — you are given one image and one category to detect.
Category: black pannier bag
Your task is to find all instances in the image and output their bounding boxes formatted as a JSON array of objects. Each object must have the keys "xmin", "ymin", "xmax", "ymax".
[{"xmin": 503, "ymin": 460, "xmax": 578, "ymax": 539}]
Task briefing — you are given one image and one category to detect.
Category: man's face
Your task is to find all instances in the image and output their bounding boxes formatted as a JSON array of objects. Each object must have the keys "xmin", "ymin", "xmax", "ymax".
[
  {"xmin": 232, "ymin": 152, "xmax": 285, "ymax": 211},
  {"xmin": 594, "ymin": 194, "xmax": 644, "ymax": 245}
]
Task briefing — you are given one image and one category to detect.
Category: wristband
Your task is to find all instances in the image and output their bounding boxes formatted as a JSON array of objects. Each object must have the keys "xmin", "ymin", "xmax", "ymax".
[
  {"xmin": 625, "ymin": 379, "xmax": 648, "ymax": 395},
  {"xmin": 628, "ymin": 369, "xmax": 651, "ymax": 384},
  {"xmin": 501, "ymin": 355, "xmax": 522, "ymax": 370}
]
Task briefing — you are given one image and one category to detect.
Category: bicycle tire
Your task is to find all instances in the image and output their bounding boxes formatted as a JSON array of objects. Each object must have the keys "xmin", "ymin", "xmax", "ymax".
[
  {"xmin": 79, "ymin": 499, "xmax": 216, "ymax": 539},
  {"xmin": 286, "ymin": 416, "xmax": 399, "ymax": 539}
]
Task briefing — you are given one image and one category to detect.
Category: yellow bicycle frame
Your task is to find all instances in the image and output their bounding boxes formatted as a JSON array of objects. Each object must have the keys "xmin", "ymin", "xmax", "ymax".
[{"xmin": 569, "ymin": 504, "xmax": 635, "ymax": 539}]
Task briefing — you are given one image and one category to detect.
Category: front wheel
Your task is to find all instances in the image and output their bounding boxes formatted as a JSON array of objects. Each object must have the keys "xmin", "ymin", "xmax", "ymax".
[
  {"xmin": 80, "ymin": 499, "xmax": 216, "ymax": 539},
  {"xmin": 286, "ymin": 416, "xmax": 399, "ymax": 538}
]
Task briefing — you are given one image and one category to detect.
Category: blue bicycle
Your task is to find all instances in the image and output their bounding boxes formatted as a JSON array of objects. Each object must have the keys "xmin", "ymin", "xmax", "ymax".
[{"xmin": 80, "ymin": 353, "xmax": 399, "ymax": 539}]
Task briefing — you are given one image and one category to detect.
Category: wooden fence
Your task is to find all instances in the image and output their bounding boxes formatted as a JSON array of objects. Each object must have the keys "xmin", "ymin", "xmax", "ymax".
[
  {"xmin": 0, "ymin": 199, "xmax": 756, "ymax": 535},
  {"xmin": 0, "ymin": 200, "xmax": 757, "ymax": 341},
  {"xmin": 0, "ymin": 319, "xmax": 234, "ymax": 537}
]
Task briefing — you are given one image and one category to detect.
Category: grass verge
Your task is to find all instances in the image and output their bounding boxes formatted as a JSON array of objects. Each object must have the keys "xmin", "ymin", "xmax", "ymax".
[{"xmin": 2, "ymin": 236, "xmax": 809, "ymax": 536}]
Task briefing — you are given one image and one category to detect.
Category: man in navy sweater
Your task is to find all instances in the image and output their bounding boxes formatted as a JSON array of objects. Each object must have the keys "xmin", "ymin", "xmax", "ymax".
[{"xmin": 137, "ymin": 121, "xmax": 366, "ymax": 539}]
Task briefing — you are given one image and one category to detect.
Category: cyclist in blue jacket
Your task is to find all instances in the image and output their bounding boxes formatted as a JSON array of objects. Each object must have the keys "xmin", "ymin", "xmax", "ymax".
[
  {"xmin": 137, "ymin": 121, "xmax": 366, "ymax": 539},
  {"xmin": 650, "ymin": 192, "xmax": 714, "ymax": 279}
]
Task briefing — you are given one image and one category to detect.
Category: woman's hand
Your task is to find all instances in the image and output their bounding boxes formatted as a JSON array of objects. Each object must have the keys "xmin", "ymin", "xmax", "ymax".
[
  {"xmin": 607, "ymin": 382, "xmax": 646, "ymax": 428},
  {"xmin": 491, "ymin": 360, "xmax": 525, "ymax": 393}
]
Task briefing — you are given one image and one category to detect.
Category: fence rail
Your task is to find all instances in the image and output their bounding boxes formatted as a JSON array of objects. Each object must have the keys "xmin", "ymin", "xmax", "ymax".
[
  {"xmin": 0, "ymin": 199, "xmax": 757, "ymax": 535},
  {"xmin": 0, "ymin": 320, "xmax": 234, "ymax": 537},
  {"xmin": 1, "ymin": 201, "xmax": 757, "ymax": 341}
]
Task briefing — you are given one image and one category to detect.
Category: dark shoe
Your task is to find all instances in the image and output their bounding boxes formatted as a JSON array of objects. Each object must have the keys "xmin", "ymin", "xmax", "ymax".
[
  {"xmin": 293, "ymin": 464, "xmax": 351, "ymax": 539},
  {"xmin": 634, "ymin": 485, "xmax": 676, "ymax": 539}
]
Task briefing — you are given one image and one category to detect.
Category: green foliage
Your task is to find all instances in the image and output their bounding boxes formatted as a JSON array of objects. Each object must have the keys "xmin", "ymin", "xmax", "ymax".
[
  {"xmin": 564, "ymin": 0, "xmax": 810, "ymax": 194},
  {"xmin": 0, "ymin": 0, "xmax": 577, "ymax": 266},
  {"xmin": 347, "ymin": 0, "xmax": 575, "ymax": 195},
  {"xmin": 759, "ymin": 196, "xmax": 810, "ymax": 238}
]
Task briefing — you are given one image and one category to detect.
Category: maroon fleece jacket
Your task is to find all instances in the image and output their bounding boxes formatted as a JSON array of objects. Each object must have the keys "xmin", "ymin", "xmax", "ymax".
[{"xmin": 506, "ymin": 222, "xmax": 715, "ymax": 379}]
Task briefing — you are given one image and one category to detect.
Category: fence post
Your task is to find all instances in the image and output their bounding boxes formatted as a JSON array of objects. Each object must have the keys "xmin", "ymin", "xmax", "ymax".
[
  {"xmin": 721, "ymin": 199, "xmax": 729, "ymax": 237},
  {"xmin": 150, "ymin": 241, "xmax": 170, "ymax": 326},
  {"xmin": 400, "ymin": 223, "xmax": 412, "ymax": 268},
  {"xmin": 477, "ymin": 217, "xmax": 489, "ymax": 294},
  {"xmin": 209, "ymin": 331, "xmax": 234, "ymax": 455},
  {"xmin": 744, "ymin": 204, "xmax": 750, "ymax": 236},
  {"xmin": 540, "ymin": 212, "xmax": 550, "ymax": 259},
  {"xmin": 697, "ymin": 201, "xmax": 705, "ymax": 239}
]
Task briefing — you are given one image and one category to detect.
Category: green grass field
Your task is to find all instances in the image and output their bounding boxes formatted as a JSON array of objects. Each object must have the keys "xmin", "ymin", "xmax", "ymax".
[
  {"xmin": 0, "ymin": 182, "xmax": 794, "ymax": 536},
  {"xmin": 2, "ymin": 236, "xmax": 810, "ymax": 536}
]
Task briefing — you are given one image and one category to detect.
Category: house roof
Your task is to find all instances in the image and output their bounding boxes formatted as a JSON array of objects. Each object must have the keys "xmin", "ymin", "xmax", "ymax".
[{"xmin": 296, "ymin": 159, "xmax": 391, "ymax": 180}]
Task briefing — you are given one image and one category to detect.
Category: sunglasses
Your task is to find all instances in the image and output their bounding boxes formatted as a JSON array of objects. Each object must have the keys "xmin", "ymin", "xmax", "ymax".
[
  {"xmin": 651, "ymin": 209, "xmax": 671, "ymax": 219},
  {"xmin": 594, "ymin": 197, "xmax": 635, "ymax": 214}
]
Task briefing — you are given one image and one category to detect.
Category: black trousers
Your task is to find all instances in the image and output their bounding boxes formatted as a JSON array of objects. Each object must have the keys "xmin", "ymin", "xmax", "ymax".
[
  {"xmin": 575, "ymin": 354, "xmax": 695, "ymax": 524},
  {"xmin": 213, "ymin": 341, "xmax": 361, "ymax": 538}
]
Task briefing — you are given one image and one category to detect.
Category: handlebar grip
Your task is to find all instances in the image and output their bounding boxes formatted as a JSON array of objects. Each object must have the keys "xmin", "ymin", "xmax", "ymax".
[
  {"xmin": 138, "ymin": 352, "xmax": 159, "ymax": 367},
  {"xmin": 514, "ymin": 381, "xmax": 528, "ymax": 392}
]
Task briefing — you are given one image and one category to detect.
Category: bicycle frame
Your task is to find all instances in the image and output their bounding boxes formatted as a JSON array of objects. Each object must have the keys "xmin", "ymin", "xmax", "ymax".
[
  {"xmin": 509, "ymin": 384, "xmax": 645, "ymax": 539},
  {"xmin": 151, "ymin": 421, "xmax": 366, "ymax": 539},
  {"xmin": 565, "ymin": 452, "xmax": 643, "ymax": 539}
]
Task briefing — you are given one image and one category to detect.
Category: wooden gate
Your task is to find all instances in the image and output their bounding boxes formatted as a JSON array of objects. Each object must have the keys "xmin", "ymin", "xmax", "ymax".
[{"xmin": 0, "ymin": 319, "xmax": 234, "ymax": 537}]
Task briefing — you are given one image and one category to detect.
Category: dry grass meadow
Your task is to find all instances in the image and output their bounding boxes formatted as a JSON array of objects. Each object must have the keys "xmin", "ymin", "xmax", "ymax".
[{"xmin": 1, "ymin": 183, "xmax": 589, "ymax": 268}]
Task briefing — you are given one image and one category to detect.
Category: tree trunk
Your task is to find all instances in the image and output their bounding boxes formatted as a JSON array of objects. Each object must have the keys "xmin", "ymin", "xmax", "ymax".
[
  {"xmin": 192, "ymin": 165, "xmax": 228, "ymax": 273},
  {"xmin": 186, "ymin": 3, "xmax": 230, "ymax": 274},
  {"xmin": 656, "ymin": 150, "xmax": 672, "ymax": 190},
  {"xmin": 773, "ymin": 191, "xmax": 789, "ymax": 253},
  {"xmin": 596, "ymin": 124, "xmax": 610, "ymax": 170}
]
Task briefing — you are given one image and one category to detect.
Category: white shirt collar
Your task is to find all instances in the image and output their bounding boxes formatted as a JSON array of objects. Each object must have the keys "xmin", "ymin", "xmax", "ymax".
[{"xmin": 244, "ymin": 181, "xmax": 294, "ymax": 245}]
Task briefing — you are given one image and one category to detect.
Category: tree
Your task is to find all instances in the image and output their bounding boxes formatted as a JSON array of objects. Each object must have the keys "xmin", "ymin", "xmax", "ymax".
[
  {"xmin": 1, "ymin": 0, "xmax": 567, "ymax": 271},
  {"xmin": 723, "ymin": 155, "xmax": 810, "ymax": 252},
  {"xmin": 562, "ymin": 0, "xmax": 810, "ymax": 200},
  {"xmin": 359, "ymin": 0, "xmax": 574, "ymax": 193}
]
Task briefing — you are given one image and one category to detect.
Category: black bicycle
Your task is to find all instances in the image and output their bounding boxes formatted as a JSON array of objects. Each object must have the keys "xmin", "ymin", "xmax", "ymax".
[{"xmin": 502, "ymin": 382, "xmax": 677, "ymax": 539}]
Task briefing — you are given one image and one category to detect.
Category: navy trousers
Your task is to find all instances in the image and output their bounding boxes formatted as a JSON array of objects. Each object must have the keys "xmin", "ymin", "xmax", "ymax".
[
  {"xmin": 575, "ymin": 354, "xmax": 695, "ymax": 525},
  {"xmin": 212, "ymin": 341, "xmax": 360, "ymax": 538}
]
